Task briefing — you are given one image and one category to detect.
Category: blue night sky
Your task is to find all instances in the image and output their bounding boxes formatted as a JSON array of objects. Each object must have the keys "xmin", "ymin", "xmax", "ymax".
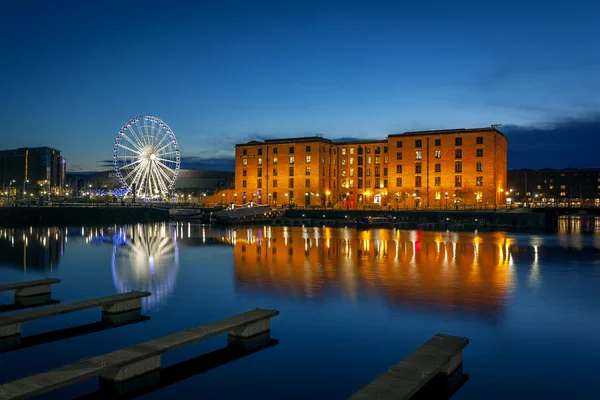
[{"xmin": 1, "ymin": 0, "xmax": 599, "ymax": 172}]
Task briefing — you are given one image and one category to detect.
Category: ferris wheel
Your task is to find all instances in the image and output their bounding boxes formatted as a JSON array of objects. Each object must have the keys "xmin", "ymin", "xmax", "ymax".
[{"xmin": 113, "ymin": 116, "xmax": 180, "ymax": 199}]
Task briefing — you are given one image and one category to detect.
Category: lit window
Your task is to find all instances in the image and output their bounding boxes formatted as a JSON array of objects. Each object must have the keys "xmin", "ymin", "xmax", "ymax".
[
  {"xmin": 305, "ymin": 167, "xmax": 311, "ymax": 175},
  {"xmin": 350, "ymin": 148, "xmax": 355, "ymax": 155},
  {"xmin": 341, "ymin": 148, "xmax": 347, "ymax": 155},
  {"xmin": 476, "ymin": 176, "xmax": 483, "ymax": 186},
  {"xmin": 349, "ymin": 179, "xmax": 354, "ymax": 187},
  {"xmin": 435, "ymin": 192, "xmax": 441, "ymax": 200},
  {"xmin": 341, "ymin": 158, "xmax": 346, "ymax": 165},
  {"xmin": 384, "ymin": 156, "xmax": 388, "ymax": 164},
  {"xmin": 367, "ymin": 156, "xmax": 372, "ymax": 164},
  {"xmin": 258, "ymin": 157, "xmax": 263, "ymax": 166},
  {"xmin": 434, "ymin": 150, "xmax": 441, "ymax": 158},
  {"xmin": 350, "ymin": 157, "xmax": 354, "ymax": 165},
  {"xmin": 350, "ymin": 168, "xmax": 355, "ymax": 177},
  {"xmin": 242, "ymin": 159, "xmax": 248, "ymax": 166},
  {"xmin": 273, "ymin": 157, "xmax": 278, "ymax": 164},
  {"xmin": 306, "ymin": 155, "xmax": 311, "ymax": 163},
  {"xmin": 289, "ymin": 156, "xmax": 295, "ymax": 164},
  {"xmin": 415, "ymin": 150, "xmax": 422, "ymax": 160},
  {"xmin": 455, "ymin": 175, "xmax": 462, "ymax": 187},
  {"xmin": 375, "ymin": 156, "xmax": 380, "ymax": 165},
  {"xmin": 560, "ymin": 192, "xmax": 566, "ymax": 196}
]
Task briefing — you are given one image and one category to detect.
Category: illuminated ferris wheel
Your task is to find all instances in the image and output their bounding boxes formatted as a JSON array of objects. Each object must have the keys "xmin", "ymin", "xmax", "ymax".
[{"xmin": 113, "ymin": 116, "xmax": 180, "ymax": 199}]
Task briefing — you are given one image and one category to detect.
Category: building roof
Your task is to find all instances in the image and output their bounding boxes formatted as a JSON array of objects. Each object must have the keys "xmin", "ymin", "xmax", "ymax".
[
  {"xmin": 236, "ymin": 136, "xmax": 332, "ymax": 146},
  {"xmin": 335, "ymin": 139, "xmax": 388, "ymax": 145},
  {"xmin": 388, "ymin": 127, "xmax": 505, "ymax": 139}
]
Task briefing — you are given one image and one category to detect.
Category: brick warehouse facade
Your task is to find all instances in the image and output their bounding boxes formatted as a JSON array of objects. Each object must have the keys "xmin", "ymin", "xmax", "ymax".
[{"xmin": 232, "ymin": 127, "xmax": 507, "ymax": 209}]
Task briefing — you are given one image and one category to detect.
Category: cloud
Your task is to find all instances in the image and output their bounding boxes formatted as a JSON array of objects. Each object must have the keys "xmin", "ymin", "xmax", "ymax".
[
  {"xmin": 502, "ymin": 112, "xmax": 600, "ymax": 169},
  {"xmin": 180, "ymin": 156, "xmax": 235, "ymax": 171}
]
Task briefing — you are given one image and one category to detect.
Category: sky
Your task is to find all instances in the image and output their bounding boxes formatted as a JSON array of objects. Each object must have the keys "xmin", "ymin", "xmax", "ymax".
[{"xmin": 1, "ymin": 0, "xmax": 599, "ymax": 172}]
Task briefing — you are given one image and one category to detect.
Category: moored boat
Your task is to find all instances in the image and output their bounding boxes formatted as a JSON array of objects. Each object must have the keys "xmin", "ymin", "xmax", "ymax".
[{"xmin": 355, "ymin": 216, "xmax": 393, "ymax": 229}]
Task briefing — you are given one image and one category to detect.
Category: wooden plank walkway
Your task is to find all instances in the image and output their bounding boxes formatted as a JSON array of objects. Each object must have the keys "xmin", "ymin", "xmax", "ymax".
[
  {"xmin": 0, "ymin": 278, "xmax": 61, "ymax": 298},
  {"xmin": 0, "ymin": 291, "xmax": 150, "ymax": 328},
  {"xmin": 350, "ymin": 333, "xmax": 469, "ymax": 400},
  {"xmin": 0, "ymin": 308, "xmax": 279, "ymax": 400}
]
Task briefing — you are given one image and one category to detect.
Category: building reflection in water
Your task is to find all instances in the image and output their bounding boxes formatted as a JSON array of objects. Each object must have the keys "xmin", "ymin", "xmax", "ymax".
[
  {"xmin": 111, "ymin": 223, "xmax": 179, "ymax": 311},
  {"xmin": 0, "ymin": 227, "xmax": 65, "ymax": 271},
  {"xmin": 220, "ymin": 226, "xmax": 517, "ymax": 321}
]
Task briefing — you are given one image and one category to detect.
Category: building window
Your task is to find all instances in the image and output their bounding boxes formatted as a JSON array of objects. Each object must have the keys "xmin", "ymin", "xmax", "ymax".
[
  {"xmin": 549, "ymin": 185, "xmax": 554, "ymax": 189},
  {"xmin": 435, "ymin": 139, "xmax": 441, "ymax": 146},
  {"xmin": 375, "ymin": 156, "xmax": 380, "ymax": 165},
  {"xmin": 476, "ymin": 149, "xmax": 483, "ymax": 157},
  {"xmin": 305, "ymin": 179, "xmax": 310, "ymax": 187},
  {"xmin": 455, "ymin": 148, "xmax": 462, "ymax": 159},
  {"xmin": 383, "ymin": 146, "xmax": 388, "ymax": 153},
  {"xmin": 375, "ymin": 146, "xmax": 381, "ymax": 154},
  {"xmin": 434, "ymin": 177, "xmax": 441, "ymax": 186},
  {"xmin": 257, "ymin": 157, "xmax": 263, "ymax": 166},
  {"xmin": 560, "ymin": 185, "xmax": 566, "ymax": 189},
  {"xmin": 375, "ymin": 166, "xmax": 381, "ymax": 176},
  {"xmin": 366, "ymin": 179, "xmax": 371, "ymax": 188},
  {"xmin": 350, "ymin": 157, "xmax": 354, "ymax": 165},
  {"xmin": 242, "ymin": 180, "xmax": 247, "ymax": 188},
  {"xmin": 396, "ymin": 177, "xmax": 403, "ymax": 187},
  {"xmin": 243, "ymin": 149, "xmax": 247, "ymax": 155},
  {"xmin": 383, "ymin": 179, "xmax": 388, "ymax": 187},
  {"xmin": 382, "ymin": 167, "xmax": 387, "ymax": 176},
  {"xmin": 289, "ymin": 156, "xmax": 295, "ymax": 164},
  {"xmin": 435, "ymin": 163, "xmax": 441, "ymax": 173},
  {"xmin": 341, "ymin": 148, "xmax": 347, "ymax": 155},
  {"xmin": 435, "ymin": 192, "xmax": 441, "ymax": 200},
  {"xmin": 242, "ymin": 169, "xmax": 247, "ymax": 177},
  {"xmin": 349, "ymin": 179, "xmax": 355, "ymax": 187},
  {"xmin": 455, "ymin": 137, "xmax": 462, "ymax": 146},
  {"xmin": 396, "ymin": 141, "xmax": 403, "ymax": 148},
  {"xmin": 367, "ymin": 156, "xmax": 372, "ymax": 164},
  {"xmin": 375, "ymin": 177, "xmax": 380, "ymax": 187},
  {"xmin": 358, "ymin": 178, "xmax": 363, "ymax": 188},
  {"xmin": 273, "ymin": 147, "xmax": 278, "ymax": 154},
  {"xmin": 341, "ymin": 158, "xmax": 346, "ymax": 166},
  {"xmin": 358, "ymin": 156, "xmax": 363, "ymax": 165},
  {"xmin": 415, "ymin": 150, "xmax": 422, "ymax": 160},
  {"xmin": 366, "ymin": 168, "xmax": 371, "ymax": 176},
  {"xmin": 384, "ymin": 156, "xmax": 388, "ymax": 164},
  {"xmin": 273, "ymin": 168, "xmax": 278, "ymax": 176},
  {"xmin": 415, "ymin": 139, "xmax": 422, "ymax": 148},
  {"xmin": 258, "ymin": 148, "xmax": 263, "ymax": 156},
  {"xmin": 396, "ymin": 152, "xmax": 402, "ymax": 160},
  {"xmin": 475, "ymin": 191, "xmax": 483, "ymax": 202},
  {"xmin": 415, "ymin": 163, "xmax": 422, "ymax": 174},
  {"xmin": 289, "ymin": 167, "xmax": 294, "ymax": 176},
  {"xmin": 415, "ymin": 176, "xmax": 422, "ymax": 187},
  {"xmin": 306, "ymin": 146, "xmax": 311, "ymax": 152},
  {"xmin": 258, "ymin": 179, "xmax": 262, "ymax": 188},
  {"xmin": 357, "ymin": 147, "xmax": 363, "ymax": 155},
  {"xmin": 560, "ymin": 192, "xmax": 566, "ymax": 196},
  {"xmin": 455, "ymin": 175, "xmax": 462, "ymax": 187},
  {"xmin": 358, "ymin": 167, "xmax": 363, "ymax": 176},
  {"xmin": 434, "ymin": 150, "xmax": 441, "ymax": 158},
  {"xmin": 476, "ymin": 162, "xmax": 483, "ymax": 172},
  {"xmin": 366, "ymin": 147, "xmax": 371, "ymax": 153},
  {"xmin": 350, "ymin": 147, "xmax": 355, "ymax": 155},
  {"xmin": 537, "ymin": 185, "xmax": 542, "ymax": 189},
  {"xmin": 350, "ymin": 168, "xmax": 355, "ymax": 177},
  {"xmin": 341, "ymin": 168, "xmax": 346, "ymax": 177},
  {"xmin": 289, "ymin": 178, "xmax": 294, "ymax": 188},
  {"xmin": 273, "ymin": 157, "xmax": 278, "ymax": 164},
  {"xmin": 455, "ymin": 161, "xmax": 462, "ymax": 172},
  {"xmin": 396, "ymin": 165, "xmax": 402, "ymax": 173},
  {"xmin": 289, "ymin": 147, "xmax": 294, "ymax": 154},
  {"xmin": 476, "ymin": 176, "xmax": 483, "ymax": 186},
  {"xmin": 305, "ymin": 167, "xmax": 311, "ymax": 175},
  {"xmin": 257, "ymin": 168, "xmax": 262, "ymax": 177},
  {"xmin": 306, "ymin": 155, "xmax": 311, "ymax": 163},
  {"xmin": 273, "ymin": 180, "xmax": 277, "ymax": 187},
  {"xmin": 476, "ymin": 136, "xmax": 483, "ymax": 144},
  {"xmin": 242, "ymin": 159, "xmax": 248, "ymax": 166}
]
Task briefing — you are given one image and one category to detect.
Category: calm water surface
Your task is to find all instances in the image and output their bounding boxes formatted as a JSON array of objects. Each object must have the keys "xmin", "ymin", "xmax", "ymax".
[{"xmin": 1, "ymin": 218, "xmax": 600, "ymax": 399}]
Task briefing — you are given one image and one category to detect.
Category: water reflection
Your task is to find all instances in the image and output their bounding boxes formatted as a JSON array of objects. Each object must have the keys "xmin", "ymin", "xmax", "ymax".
[
  {"xmin": 0, "ymin": 227, "xmax": 65, "ymax": 271},
  {"xmin": 111, "ymin": 224, "xmax": 179, "ymax": 310}
]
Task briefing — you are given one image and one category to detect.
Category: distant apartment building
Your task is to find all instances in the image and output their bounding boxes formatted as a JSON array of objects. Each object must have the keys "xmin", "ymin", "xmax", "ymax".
[
  {"xmin": 234, "ymin": 127, "xmax": 508, "ymax": 208},
  {"xmin": 0, "ymin": 147, "xmax": 66, "ymax": 197},
  {"xmin": 508, "ymin": 168, "xmax": 600, "ymax": 207}
]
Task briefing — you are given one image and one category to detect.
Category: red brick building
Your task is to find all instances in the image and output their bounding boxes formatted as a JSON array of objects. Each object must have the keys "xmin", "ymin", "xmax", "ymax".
[{"xmin": 233, "ymin": 127, "xmax": 507, "ymax": 209}]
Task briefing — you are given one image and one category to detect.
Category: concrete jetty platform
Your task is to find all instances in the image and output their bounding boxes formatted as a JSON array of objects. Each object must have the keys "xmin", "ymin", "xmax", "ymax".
[
  {"xmin": 0, "ymin": 308, "xmax": 279, "ymax": 399},
  {"xmin": 0, "ymin": 291, "xmax": 150, "ymax": 342},
  {"xmin": 350, "ymin": 333, "xmax": 469, "ymax": 399}
]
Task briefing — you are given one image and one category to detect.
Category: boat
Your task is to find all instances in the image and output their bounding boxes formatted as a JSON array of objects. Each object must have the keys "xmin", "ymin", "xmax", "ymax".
[
  {"xmin": 169, "ymin": 208, "xmax": 205, "ymax": 220},
  {"xmin": 355, "ymin": 216, "xmax": 393, "ymax": 229}
]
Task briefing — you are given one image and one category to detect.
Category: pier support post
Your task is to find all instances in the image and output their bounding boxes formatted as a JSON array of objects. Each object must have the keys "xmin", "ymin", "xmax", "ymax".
[
  {"xmin": 228, "ymin": 331, "xmax": 271, "ymax": 351},
  {"xmin": 228, "ymin": 318, "xmax": 270, "ymax": 339},
  {"xmin": 15, "ymin": 293, "xmax": 52, "ymax": 307},
  {"xmin": 100, "ymin": 355, "xmax": 161, "ymax": 382},
  {"xmin": 101, "ymin": 309, "xmax": 143, "ymax": 325},
  {"xmin": 101, "ymin": 298, "xmax": 142, "ymax": 314},
  {"xmin": 14, "ymin": 284, "xmax": 51, "ymax": 299},
  {"xmin": 0, "ymin": 323, "xmax": 22, "ymax": 339}
]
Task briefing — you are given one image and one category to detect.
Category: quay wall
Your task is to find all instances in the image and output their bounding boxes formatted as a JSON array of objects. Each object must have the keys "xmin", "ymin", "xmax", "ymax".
[{"xmin": 0, "ymin": 206, "xmax": 169, "ymax": 227}]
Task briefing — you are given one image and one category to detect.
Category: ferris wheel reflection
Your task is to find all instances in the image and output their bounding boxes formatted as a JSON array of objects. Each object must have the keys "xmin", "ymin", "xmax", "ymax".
[{"xmin": 111, "ymin": 223, "xmax": 179, "ymax": 310}]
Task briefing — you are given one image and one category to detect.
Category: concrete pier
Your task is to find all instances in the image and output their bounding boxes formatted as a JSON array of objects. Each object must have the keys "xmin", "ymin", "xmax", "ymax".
[
  {"xmin": 0, "ymin": 308, "xmax": 279, "ymax": 399},
  {"xmin": 0, "ymin": 278, "xmax": 61, "ymax": 302},
  {"xmin": 350, "ymin": 333, "xmax": 469, "ymax": 400},
  {"xmin": 0, "ymin": 291, "xmax": 150, "ymax": 340}
]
